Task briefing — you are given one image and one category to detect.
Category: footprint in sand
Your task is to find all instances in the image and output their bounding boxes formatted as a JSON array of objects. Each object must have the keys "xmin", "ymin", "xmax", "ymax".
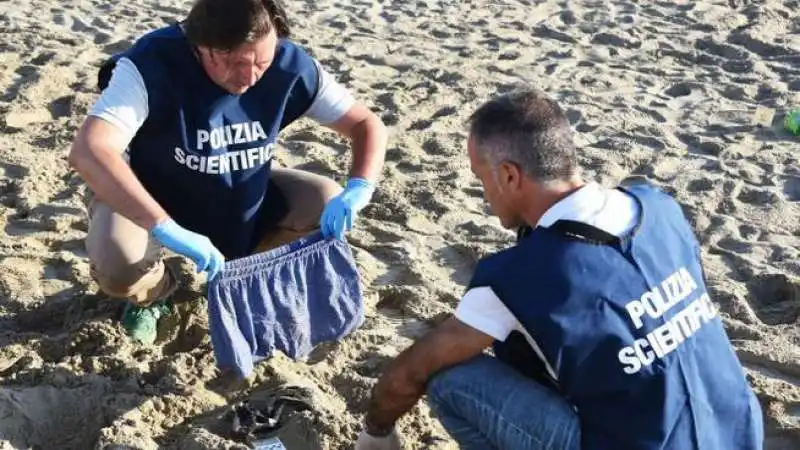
[
  {"xmin": 783, "ymin": 177, "xmax": 800, "ymax": 203},
  {"xmin": 374, "ymin": 92, "xmax": 400, "ymax": 126},
  {"xmin": 560, "ymin": 10, "xmax": 577, "ymax": 26},
  {"xmin": 408, "ymin": 106, "xmax": 457, "ymax": 131},
  {"xmin": 0, "ymin": 385, "xmax": 109, "ymax": 449},
  {"xmin": 408, "ymin": 119, "xmax": 432, "ymax": 131},
  {"xmin": 676, "ymin": 134, "xmax": 724, "ymax": 156},
  {"xmin": 0, "ymin": 162, "xmax": 27, "ymax": 202},
  {"xmin": 434, "ymin": 244, "xmax": 478, "ymax": 284},
  {"xmin": 1, "ymin": 64, "xmax": 39, "ymax": 101},
  {"xmin": 533, "ymin": 25, "xmax": 577, "ymax": 44},
  {"xmin": 29, "ymin": 52, "xmax": 56, "ymax": 66},
  {"xmin": 716, "ymin": 236, "xmax": 754, "ymax": 254},
  {"xmin": 591, "ymin": 32, "xmax": 642, "ymax": 49},
  {"xmin": 565, "ymin": 108, "xmax": 582, "ymax": 125},
  {"xmin": 432, "ymin": 105, "xmax": 457, "ymax": 119},
  {"xmin": 374, "ymin": 284, "xmax": 434, "ymax": 323},
  {"xmin": 499, "ymin": 50, "xmax": 521, "ymax": 61},
  {"xmin": 632, "ymin": 105, "xmax": 667, "ymax": 124},
  {"xmin": 687, "ymin": 177, "xmax": 716, "ymax": 193},
  {"xmin": 745, "ymin": 273, "xmax": 800, "ymax": 326},
  {"xmin": 664, "ymin": 82, "xmax": 694, "ymax": 98},
  {"xmin": 738, "ymin": 224, "xmax": 761, "ymax": 240},
  {"xmin": 48, "ymin": 95, "xmax": 74, "ymax": 120},
  {"xmin": 353, "ymin": 353, "xmax": 394, "ymax": 379},
  {"xmin": 331, "ymin": 371, "xmax": 374, "ymax": 410},
  {"xmin": 394, "ymin": 160, "xmax": 424, "ymax": 175},
  {"xmin": 737, "ymin": 186, "xmax": 781, "ymax": 207},
  {"xmin": 421, "ymin": 138, "xmax": 449, "ymax": 157}
]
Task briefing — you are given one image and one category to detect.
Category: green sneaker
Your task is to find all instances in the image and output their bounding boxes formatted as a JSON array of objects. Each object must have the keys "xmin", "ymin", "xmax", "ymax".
[{"xmin": 121, "ymin": 301, "xmax": 171, "ymax": 345}]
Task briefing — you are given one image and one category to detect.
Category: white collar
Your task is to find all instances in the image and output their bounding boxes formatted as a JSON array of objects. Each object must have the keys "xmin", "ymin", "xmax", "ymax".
[{"xmin": 536, "ymin": 182, "xmax": 608, "ymax": 228}]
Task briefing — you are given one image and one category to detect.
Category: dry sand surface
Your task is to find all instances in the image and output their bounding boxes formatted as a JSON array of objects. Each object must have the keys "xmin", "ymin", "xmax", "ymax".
[{"xmin": 1, "ymin": 0, "xmax": 799, "ymax": 448}]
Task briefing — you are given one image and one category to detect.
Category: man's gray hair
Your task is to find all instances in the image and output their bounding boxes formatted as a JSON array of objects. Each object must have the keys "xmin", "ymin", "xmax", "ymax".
[{"xmin": 468, "ymin": 87, "xmax": 579, "ymax": 184}]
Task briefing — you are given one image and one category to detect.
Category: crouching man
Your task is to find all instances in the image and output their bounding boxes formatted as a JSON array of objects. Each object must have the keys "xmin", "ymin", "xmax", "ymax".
[{"xmin": 354, "ymin": 87, "xmax": 763, "ymax": 450}]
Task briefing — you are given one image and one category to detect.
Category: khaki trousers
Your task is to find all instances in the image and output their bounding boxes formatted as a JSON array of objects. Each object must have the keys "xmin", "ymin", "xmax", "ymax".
[{"xmin": 84, "ymin": 167, "xmax": 342, "ymax": 305}]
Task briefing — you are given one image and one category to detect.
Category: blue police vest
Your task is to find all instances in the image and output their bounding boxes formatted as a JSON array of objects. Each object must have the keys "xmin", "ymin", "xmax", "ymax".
[
  {"xmin": 468, "ymin": 183, "xmax": 763, "ymax": 449},
  {"xmin": 100, "ymin": 24, "xmax": 319, "ymax": 258}
]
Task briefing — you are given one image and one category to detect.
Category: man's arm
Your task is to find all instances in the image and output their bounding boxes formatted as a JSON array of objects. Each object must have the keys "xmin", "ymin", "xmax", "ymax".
[
  {"xmin": 68, "ymin": 116, "xmax": 168, "ymax": 230},
  {"xmin": 70, "ymin": 97, "xmax": 225, "ymax": 277},
  {"xmin": 70, "ymin": 57, "xmax": 167, "ymax": 230},
  {"xmin": 363, "ymin": 316, "xmax": 495, "ymax": 435},
  {"xmin": 325, "ymin": 103, "xmax": 387, "ymax": 183}
]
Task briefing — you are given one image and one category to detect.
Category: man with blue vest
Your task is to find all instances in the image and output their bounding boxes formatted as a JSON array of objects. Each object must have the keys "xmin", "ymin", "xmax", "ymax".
[
  {"xmin": 355, "ymin": 87, "xmax": 763, "ymax": 449},
  {"xmin": 68, "ymin": 0, "xmax": 387, "ymax": 344}
]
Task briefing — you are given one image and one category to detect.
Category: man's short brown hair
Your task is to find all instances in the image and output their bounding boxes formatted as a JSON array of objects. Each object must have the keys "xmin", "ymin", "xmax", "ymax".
[{"xmin": 184, "ymin": 0, "xmax": 291, "ymax": 51}]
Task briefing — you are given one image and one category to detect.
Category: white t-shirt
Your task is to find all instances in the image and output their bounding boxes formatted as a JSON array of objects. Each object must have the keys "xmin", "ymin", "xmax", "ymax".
[
  {"xmin": 88, "ymin": 56, "xmax": 355, "ymax": 148},
  {"xmin": 455, "ymin": 182, "xmax": 640, "ymax": 379}
]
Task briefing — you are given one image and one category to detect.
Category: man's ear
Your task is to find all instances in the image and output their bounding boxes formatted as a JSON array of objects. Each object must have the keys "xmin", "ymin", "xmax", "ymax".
[{"xmin": 497, "ymin": 161, "xmax": 523, "ymax": 193}]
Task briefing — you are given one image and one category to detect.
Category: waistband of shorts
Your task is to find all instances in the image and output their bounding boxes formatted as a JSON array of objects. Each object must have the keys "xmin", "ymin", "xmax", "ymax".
[{"xmin": 212, "ymin": 231, "xmax": 350, "ymax": 283}]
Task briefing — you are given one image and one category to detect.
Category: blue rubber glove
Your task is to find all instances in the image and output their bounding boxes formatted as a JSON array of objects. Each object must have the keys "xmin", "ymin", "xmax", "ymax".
[
  {"xmin": 151, "ymin": 218, "xmax": 225, "ymax": 280},
  {"xmin": 321, "ymin": 177, "xmax": 375, "ymax": 240}
]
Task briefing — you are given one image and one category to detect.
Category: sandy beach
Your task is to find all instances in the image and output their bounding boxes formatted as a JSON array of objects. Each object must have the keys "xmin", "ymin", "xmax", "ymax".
[{"xmin": 0, "ymin": 0, "xmax": 798, "ymax": 448}]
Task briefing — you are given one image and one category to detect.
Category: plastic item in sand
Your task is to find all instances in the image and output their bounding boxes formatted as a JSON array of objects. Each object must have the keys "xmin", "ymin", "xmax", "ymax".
[
  {"xmin": 751, "ymin": 106, "xmax": 775, "ymax": 127},
  {"xmin": 253, "ymin": 438, "xmax": 287, "ymax": 450},
  {"xmin": 228, "ymin": 386, "xmax": 318, "ymax": 450},
  {"xmin": 785, "ymin": 109, "xmax": 800, "ymax": 136}
]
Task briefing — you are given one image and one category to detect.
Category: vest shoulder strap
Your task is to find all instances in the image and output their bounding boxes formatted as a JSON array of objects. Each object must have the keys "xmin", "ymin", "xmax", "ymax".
[
  {"xmin": 548, "ymin": 219, "xmax": 621, "ymax": 246},
  {"xmin": 516, "ymin": 225, "xmax": 533, "ymax": 242}
]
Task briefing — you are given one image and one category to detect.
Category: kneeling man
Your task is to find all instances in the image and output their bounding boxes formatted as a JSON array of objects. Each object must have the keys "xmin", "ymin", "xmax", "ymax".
[{"xmin": 354, "ymin": 87, "xmax": 763, "ymax": 450}]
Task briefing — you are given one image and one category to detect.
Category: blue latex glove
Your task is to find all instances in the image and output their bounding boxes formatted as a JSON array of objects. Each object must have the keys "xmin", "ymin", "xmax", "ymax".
[
  {"xmin": 321, "ymin": 177, "xmax": 375, "ymax": 240},
  {"xmin": 151, "ymin": 218, "xmax": 225, "ymax": 280}
]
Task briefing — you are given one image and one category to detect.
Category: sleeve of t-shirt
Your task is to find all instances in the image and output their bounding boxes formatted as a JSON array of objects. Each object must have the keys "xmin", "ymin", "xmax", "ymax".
[
  {"xmin": 454, "ymin": 286, "xmax": 518, "ymax": 341},
  {"xmin": 302, "ymin": 59, "xmax": 355, "ymax": 125},
  {"xmin": 87, "ymin": 57, "xmax": 149, "ymax": 148}
]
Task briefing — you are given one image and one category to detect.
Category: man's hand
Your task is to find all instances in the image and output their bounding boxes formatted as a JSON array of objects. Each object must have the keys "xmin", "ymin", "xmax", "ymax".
[
  {"xmin": 320, "ymin": 177, "xmax": 374, "ymax": 239},
  {"xmin": 321, "ymin": 102, "xmax": 386, "ymax": 240},
  {"xmin": 319, "ymin": 102, "xmax": 386, "ymax": 238},
  {"xmin": 354, "ymin": 429, "xmax": 402, "ymax": 450},
  {"xmin": 360, "ymin": 317, "xmax": 495, "ymax": 437},
  {"xmin": 151, "ymin": 218, "xmax": 225, "ymax": 280}
]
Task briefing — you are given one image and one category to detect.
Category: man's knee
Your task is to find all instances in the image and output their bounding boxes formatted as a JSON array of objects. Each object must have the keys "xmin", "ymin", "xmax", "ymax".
[
  {"xmin": 86, "ymin": 230, "xmax": 166, "ymax": 301},
  {"xmin": 317, "ymin": 175, "xmax": 343, "ymax": 201},
  {"xmin": 272, "ymin": 169, "xmax": 343, "ymax": 232},
  {"xmin": 89, "ymin": 252, "xmax": 163, "ymax": 300},
  {"xmin": 300, "ymin": 174, "xmax": 342, "ymax": 214},
  {"xmin": 426, "ymin": 355, "xmax": 491, "ymax": 407}
]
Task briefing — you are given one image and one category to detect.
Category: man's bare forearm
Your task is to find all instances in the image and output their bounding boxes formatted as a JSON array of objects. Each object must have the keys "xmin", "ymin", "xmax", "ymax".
[
  {"xmin": 346, "ymin": 113, "xmax": 387, "ymax": 184},
  {"xmin": 69, "ymin": 118, "xmax": 168, "ymax": 230},
  {"xmin": 361, "ymin": 318, "xmax": 496, "ymax": 436},
  {"xmin": 364, "ymin": 346, "xmax": 428, "ymax": 435}
]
